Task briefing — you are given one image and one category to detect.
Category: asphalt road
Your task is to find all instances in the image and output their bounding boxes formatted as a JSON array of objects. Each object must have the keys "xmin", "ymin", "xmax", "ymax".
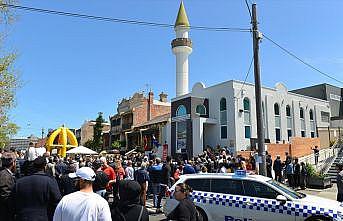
[
  {"xmin": 148, "ymin": 185, "xmax": 338, "ymax": 221},
  {"xmin": 147, "ymin": 198, "xmax": 167, "ymax": 221}
]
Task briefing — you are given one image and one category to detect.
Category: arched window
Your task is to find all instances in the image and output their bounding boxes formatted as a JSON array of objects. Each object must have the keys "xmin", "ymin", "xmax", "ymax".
[
  {"xmin": 220, "ymin": 98, "xmax": 227, "ymax": 139},
  {"xmin": 300, "ymin": 108, "xmax": 304, "ymax": 119},
  {"xmin": 243, "ymin": 98, "xmax": 251, "ymax": 139},
  {"xmin": 243, "ymin": 98, "xmax": 250, "ymax": 111},
  {"xmin": 309, "ymin": 109, "xmax": 315, "ymax": 138},
  {"xmin": 220, "ymin": 98, "xmax": 227, "ymax": 111},
  {"xmin": 274, "ymin": 103, "xmax": 280, "ymax": 116},
  {"xmin": 176, "ymin": 105, "xmax": 187, "ymax": 116},
  {"xmin": 196, "ymin": 104, "xmax": 206, "ymax": 115},
  {"xmin": 286, "ymin": 105, "xmax": 291, "ymax": 117},
  {"xmin": 300, "ymin": 107, "xmax": 306, "ymax": 137},
  {"xmin": 286, "ymin": 105, "xmax": 292, "ymax": 140},
  {"xmin": 274, "ymin": 103, "xmax": 281, "ymax": 142}
]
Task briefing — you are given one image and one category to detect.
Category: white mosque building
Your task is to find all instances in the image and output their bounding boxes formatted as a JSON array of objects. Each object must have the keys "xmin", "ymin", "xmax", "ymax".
[{"xmin": 169, "ymin": 2, "xmax": 331, "ymax": 159}]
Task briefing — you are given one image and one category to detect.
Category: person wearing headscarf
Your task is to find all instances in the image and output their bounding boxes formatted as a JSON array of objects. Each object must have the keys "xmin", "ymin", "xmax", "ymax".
[{"xmin": 111, "ymin": 180, "xmax": 149, "ymax": 221}]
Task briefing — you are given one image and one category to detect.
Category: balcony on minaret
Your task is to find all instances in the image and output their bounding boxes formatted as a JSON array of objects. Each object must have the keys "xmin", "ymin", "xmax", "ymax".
[{"xmin": 171, "ymin": 38, "xmax": 192, "ymax": 49}]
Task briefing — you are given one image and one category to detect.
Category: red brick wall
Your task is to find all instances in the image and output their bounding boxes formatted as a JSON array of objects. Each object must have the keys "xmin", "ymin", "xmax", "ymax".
[
  {"xmin": 266, "ymin": 144, "xmax": 291, "ymax": 161},
  {"xmin": 132, "ymin": 100, "xmax": 170, "ymax": 127},
  {"xmin": 151, "ymin": 104, "xmax": 170, "ymax": 119},
  {"xmin": 237, "ymin": 138, "xmax": 321, "ymax": 162},
  {"xmin": 236, "ymin": 151, "xmax": 254, "ymax": 159},
  {"xmin": 289, "ymin": 137, "xmax": 321, "ymax": 158},
  {"xmin": 133, "ymin": 103, "xmax": 148, "ymax": 126}
]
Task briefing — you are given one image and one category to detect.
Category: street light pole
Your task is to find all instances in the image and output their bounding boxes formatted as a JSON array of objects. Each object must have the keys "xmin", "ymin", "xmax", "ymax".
[
  {"xmin": 251, "ymin": 3, "xmax": 266, "ymax": 176},
  {"xmin": 41, "ymin": 128, "xmax": 44, "ymax": 139}
]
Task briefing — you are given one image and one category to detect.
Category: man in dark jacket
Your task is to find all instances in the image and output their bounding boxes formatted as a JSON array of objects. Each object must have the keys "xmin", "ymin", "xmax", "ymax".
[
  {"xmin": 134, "ymin": 161, "xmax": 149, "ymax": 206},
  {"xmin": 266, "ymin": 154, "xmax": 273, "ymax": 178},
  {"xmin": 273, "ymin": 155, "xmax": 283, "ymax": 182},
  {"xmin": 148, "ymin": 157, "xmax": 163, "ymax": 213},
  {"xmin": 0, "ymin": 152, "xmax": 17, "ymax": 221},
  {"xmin": 293, "ymin": 158, "xmax": 301, "ymax": 189},
  {"xmin": 12, "ymin": 156, "xmax": 62, "ymax": 221}
]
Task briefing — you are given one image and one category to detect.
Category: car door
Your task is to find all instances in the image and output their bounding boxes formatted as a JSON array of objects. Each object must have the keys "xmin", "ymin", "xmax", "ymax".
[
  {"xmin": 185, "ymin": 178, "xmax": 213, "ymax": 218},
  {"xmin": 210, "ymin": 178, "xmax": 244, "ymax": 221},
  {"xmin": 242, "ymin": 180, "xmax": 296, "ymax": 221}
]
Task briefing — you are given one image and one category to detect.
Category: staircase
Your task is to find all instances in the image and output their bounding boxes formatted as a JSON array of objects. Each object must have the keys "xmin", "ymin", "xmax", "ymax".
[{"xmin": 326, "ymin": 144, "xmax": 343, "ymax": 183}]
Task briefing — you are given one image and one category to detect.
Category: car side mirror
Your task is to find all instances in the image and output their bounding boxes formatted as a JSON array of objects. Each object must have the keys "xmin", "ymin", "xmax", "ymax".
[{"xmin": 276, "ymin": 195, "xmax": 287, "ymax": 204}]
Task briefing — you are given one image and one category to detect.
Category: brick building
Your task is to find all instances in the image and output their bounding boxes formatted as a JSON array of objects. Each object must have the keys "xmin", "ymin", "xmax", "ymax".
[
  {"xmin": 109, "ymin": 91, "xmax": 171, "ymax": 150},
  {"xmin": 77, "ymin": 120, "xmax": 110, "ymax": 147}
]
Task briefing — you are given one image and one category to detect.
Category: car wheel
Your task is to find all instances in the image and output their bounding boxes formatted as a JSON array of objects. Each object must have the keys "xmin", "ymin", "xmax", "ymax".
[
  {"xmin": 196, "ymin": 207, "xmax": 208, "ymax": 221},
  {"xmin": 306, "ymin": 216, "xmax": 332, "ymax": 221}
]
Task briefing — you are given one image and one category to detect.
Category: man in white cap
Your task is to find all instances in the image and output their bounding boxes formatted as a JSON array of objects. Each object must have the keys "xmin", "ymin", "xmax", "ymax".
[{"xmin": 53, "ymin": 167, "xmax": 111, "ymax": 221}]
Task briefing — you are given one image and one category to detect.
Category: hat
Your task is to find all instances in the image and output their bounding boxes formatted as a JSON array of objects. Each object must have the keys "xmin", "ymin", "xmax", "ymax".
[{"xmin": 69, "ymin": 167, "xmax": 96, "ymax": 181}]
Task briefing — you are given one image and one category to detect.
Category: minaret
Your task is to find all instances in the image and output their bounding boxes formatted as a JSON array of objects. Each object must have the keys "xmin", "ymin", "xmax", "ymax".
[{"xmin": 171, "ymin": 1, "xmax": 192, "ymax": 97}]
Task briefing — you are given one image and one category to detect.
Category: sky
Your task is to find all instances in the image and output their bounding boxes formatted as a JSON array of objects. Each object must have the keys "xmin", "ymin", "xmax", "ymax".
[{"xmin": 4, "ymin": 0, "xmax": 343, "ymax": 137}]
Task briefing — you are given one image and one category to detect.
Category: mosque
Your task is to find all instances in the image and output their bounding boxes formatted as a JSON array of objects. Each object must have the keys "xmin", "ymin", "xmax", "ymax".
[{"xmin": 169, "ymin": 2, "xmax": 331, "ymax": 159}]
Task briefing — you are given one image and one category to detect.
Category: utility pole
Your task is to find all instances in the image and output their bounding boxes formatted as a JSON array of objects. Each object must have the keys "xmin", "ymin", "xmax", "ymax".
[
  {"xmin": 41, "ymin": 128, "xmax": 45, "ymax": 139},
  {"xmin": 251, "ymin": 3, "xmax": 266, "ymax": 176}
]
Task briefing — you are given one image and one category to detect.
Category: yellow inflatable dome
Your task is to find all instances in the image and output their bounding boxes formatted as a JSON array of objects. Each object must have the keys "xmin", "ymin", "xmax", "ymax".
[{"xmin": 46, "ymin": 126, "xmax": 78, "ymax": 157}]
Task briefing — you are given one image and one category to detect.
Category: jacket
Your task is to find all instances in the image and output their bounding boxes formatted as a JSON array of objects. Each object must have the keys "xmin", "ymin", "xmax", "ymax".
[
  {"xmin": 148, "ymin": 164, "xmax": 163, "ymax": 183},
  {"xmin": 167, "ymin": 198, "xmax": 197, "ymax": 221},
  {"xmin": 273, "ymin": 159, "xmax": 282, "ymax": 172},
  {"xmin": 13, "ymin": 171, "xmax": 62, "ymax": 221},
  {"xmin": 0, "ymin": 168, "xmax": 15, "ymax": 220}
]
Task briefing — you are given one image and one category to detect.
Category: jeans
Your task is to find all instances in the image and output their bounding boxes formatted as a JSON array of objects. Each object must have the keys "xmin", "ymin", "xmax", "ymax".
[
  {"xmin": 152, "ymin": 183, "xmax": 161, "ymax": 208},
  {"xmin": 159, "ymin": 184, "xmax": 168, "ymax": 206}
]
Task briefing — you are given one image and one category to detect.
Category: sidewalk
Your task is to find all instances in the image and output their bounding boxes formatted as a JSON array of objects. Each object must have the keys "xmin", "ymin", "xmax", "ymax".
[{"xmin": 300, "ymin": 185, "xmax": 337, "ymax": 200}]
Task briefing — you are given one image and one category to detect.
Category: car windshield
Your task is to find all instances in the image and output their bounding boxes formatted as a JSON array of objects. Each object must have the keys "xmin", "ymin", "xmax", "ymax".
[{"xmin": 267, "ymin": 180, "xmax": 306, "ymax": 199}]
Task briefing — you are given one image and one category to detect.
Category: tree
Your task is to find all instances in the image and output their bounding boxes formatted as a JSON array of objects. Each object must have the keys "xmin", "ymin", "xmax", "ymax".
[
  {"xmin": 0, "ymin": 1, "xmax": 20, "ymax": 149},
  {"xmin": 84, "ymin": 139, "xmax": 95, "ymax": 150},
  {"xmin": 111, "ymin": 140, "xmax": 121, "ymax": 150},
  {"xmin": 93, "ymin": 112, "xmax": 105, "ymax": 152}
]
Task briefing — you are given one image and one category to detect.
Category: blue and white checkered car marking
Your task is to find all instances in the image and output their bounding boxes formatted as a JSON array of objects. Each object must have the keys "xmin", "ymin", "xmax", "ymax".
[{"xmin": 190, "ymin": 191, "xmax": 342, "ymax": 219}]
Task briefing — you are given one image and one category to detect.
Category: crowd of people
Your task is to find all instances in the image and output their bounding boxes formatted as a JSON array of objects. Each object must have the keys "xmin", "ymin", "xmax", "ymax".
[{"xmin": 0, "ymin": 142, "xmax": 316, "ymax": 221}]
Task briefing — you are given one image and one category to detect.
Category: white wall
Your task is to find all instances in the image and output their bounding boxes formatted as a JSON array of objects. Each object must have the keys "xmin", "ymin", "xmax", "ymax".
[
  {"xmin": 162, "ymin": 122, "xmax": 172, "ymax": 156},
  {"xmin": 192, "ymin": 81, "xmax": 236, "ymax": 148},
  {"xmin": 189, "ymin": 80, "xmax": 330, "ymax": 154}
]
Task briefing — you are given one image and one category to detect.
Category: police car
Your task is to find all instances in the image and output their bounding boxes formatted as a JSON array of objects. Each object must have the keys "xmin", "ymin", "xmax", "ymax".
[{"xmin": 164, "ymin": 171, "xmax": 343, "ymax": 221}]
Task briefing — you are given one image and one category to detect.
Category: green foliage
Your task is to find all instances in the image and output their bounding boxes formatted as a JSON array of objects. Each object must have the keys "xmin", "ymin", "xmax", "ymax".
[
  {"xmin": 0, "ymin": 0, "xmax": 17, "ymax": 24},
  {"xmin": 84, "ymin": 139, "xmax": 95, "ymax": 150},
  {"xmin": 111, "ymin": 140, "xmax": 121, "ymax": 149},
  {"xmin": 0, "ymin": 121, "xmax": 19, "ymax": 148},
  {"xmin": 305, "ymin": 163, "xmax": 316, "ymax": 177},
  {"xmin": 329, "ymin": 140, "xmax": 336, "ymax": 147},
  {"xmin": 305, "ymin": 163, "xmax": 327, "ymax": 179},
  {"xmin": 93, "ymin": 112, "xmax": 105, "ymax": 152},
  {"xmin": 0, "ymin": 1, "xmax": 20, "ymax": 148}
]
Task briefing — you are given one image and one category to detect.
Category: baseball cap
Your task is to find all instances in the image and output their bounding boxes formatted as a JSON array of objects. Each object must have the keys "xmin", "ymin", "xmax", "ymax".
[{"xmin": 69, "ymin": 167, "xmax": 96, "ymax": 181}]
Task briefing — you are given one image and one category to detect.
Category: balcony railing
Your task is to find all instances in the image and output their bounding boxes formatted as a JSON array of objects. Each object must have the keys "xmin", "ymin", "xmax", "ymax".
[{"xmin": 122, "ymin": 123, "xmax": 132, "ymax": 130}]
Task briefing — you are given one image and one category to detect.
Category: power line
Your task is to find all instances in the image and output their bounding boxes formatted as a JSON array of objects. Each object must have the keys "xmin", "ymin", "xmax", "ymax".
[
  {"xmin": 235, "ymin": 56, "xmax": 254, "ymax": 99},
  {"xmin": 0, "ymin": 3, "xmax": 251, "ymax": 32},
  {"xmin": 244, "ymin": 0, "xmax": 252, "ymax": 20},
  {"xmin": 262, "ymin": 33, "xmax": 343, "ymax": 85}
]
